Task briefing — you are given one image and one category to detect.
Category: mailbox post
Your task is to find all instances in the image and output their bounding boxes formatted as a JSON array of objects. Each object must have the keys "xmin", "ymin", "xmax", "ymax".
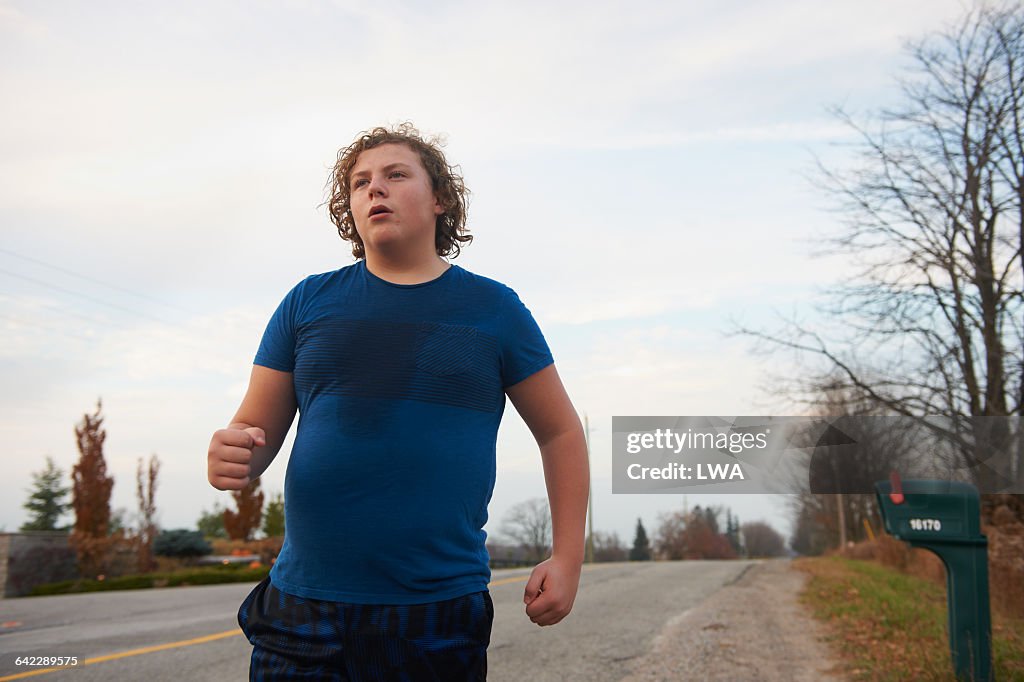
[{"xmin": 874, "ymin": 478, "xmax": 992, "ymax": 682}]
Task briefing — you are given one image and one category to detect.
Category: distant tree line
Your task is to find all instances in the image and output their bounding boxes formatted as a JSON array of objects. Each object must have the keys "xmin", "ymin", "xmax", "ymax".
[{"xmin": 496, "ymin": 498, "xmax": 785, "ymax": 563}]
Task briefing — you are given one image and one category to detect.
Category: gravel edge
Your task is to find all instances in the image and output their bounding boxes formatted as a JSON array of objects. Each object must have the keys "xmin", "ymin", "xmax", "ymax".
[{"xmin": 619, "ymin": 559, "xmax": 846, "ymax": 682}]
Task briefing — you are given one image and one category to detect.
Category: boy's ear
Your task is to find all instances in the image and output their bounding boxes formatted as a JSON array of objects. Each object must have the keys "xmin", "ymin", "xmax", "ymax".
[{"xmin": 433, "ymin": 195, "xmax": 444, "ymax": 216}]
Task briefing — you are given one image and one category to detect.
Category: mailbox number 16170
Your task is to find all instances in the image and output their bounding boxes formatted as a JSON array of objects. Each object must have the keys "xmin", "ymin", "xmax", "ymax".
[{"xmin": 909, "ymin": 518, "xmax": 942, "ymax": 531}]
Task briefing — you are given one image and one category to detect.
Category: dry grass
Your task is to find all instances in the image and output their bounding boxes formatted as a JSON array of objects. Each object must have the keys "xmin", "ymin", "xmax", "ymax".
[
  {"xmin": 985, "ymin": 523, "xmax": 1024, "ymax": 619},
  {"xmin": 796, "ymin": 556, "xmax": 1024, "ymax": 681},
  {"xmin": 840, "ymin": 526, "xmax": 1024, "ymax": 620}
]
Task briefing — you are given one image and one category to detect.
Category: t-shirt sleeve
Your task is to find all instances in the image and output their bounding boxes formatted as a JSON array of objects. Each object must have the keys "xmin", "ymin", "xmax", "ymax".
[
  {"xmin": 499, "ymin": 286, "xmax": 554, "ymax": 387},
  {"xmin": 254, "ymin": 280, "xmax": 304, "ymax": 372}
]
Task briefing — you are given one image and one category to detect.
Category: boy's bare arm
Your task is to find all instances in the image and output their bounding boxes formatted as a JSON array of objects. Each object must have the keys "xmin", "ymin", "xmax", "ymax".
[
  {"xmin": 506, "ymin": 364, "xmax": 589, "ymax": 626},
  {"xmin": 208, "ymin": 365, "xmax": 297, "ymax": 490}
]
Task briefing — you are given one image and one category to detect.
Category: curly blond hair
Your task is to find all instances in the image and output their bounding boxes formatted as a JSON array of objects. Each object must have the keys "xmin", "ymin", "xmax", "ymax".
[{"xmin": 325, "ymin": 123, "xmax": 471, "ymax": 259}]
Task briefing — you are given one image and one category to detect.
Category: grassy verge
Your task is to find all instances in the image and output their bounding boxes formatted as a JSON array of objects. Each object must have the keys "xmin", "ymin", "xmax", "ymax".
[
  {"xmin": 796, "ymin": 556, "xmax": 1024, "ymax": 681},
  {"xmin": 28, "ymin": 564, "xmax": 270, "ymax": 596}
]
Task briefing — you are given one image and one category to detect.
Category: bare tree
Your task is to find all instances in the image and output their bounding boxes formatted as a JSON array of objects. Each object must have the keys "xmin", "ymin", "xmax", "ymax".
[
  {"xmin": 741, "ymin": 521, "xmax": 787, "ymax": 558},
  {"xmin": 790, "ymin": 502, "xmax": 832, "ymax": 556},
  {"xmin": 135, "ymin": 454, "xmax": 160, "ymax": 573},
  {"xmin": 781, "ymin": 385, "xmax": 916, "ymax": 550},
  {"xmin": 591, "ymin": 531, "xmax": 628, "ymax": 562},
  {"xmin": 738, "ymin": 4, "xmax": 1023, "ymax": 509},
  {"xmin": 655, "ymin": 505, "xmax": 736, "ymax": 560},
  {"xmin": 654, "ymin": 509, "xmax": 687, "ymax": 560},
  {"xmin": 500, "ymin": 498, "xmax": 551, "ymax": 563}
]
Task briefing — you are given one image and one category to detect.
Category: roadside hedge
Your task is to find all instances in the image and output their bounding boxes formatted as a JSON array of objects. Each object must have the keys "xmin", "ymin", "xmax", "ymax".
[{"xmin": 28, "ymin": 564, "xmax": 270, "ymax": 596}]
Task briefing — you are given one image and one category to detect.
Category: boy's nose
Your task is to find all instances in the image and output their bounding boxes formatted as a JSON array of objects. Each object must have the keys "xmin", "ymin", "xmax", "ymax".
[{"xmin": 366, "ymin": 175, "xmax": 387, "ymax": 197}]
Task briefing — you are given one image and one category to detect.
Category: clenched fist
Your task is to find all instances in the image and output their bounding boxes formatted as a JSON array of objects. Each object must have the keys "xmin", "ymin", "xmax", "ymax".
[
  {"xmin": 208, "ymin": 425, "xmax": 266, "ymax": 490},
  {"xmin": 523, "ymin": 555, "xmax": 581, "ymax": 626}
]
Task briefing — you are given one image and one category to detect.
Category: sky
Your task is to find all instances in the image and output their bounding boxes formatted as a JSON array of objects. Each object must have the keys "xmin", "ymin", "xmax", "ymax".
[{"xmin": 0, "ymin": 0, "xmax": 975, "ymax": 548}]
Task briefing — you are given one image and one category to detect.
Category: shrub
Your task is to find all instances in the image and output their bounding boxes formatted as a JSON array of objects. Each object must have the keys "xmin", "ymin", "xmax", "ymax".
[
  {"xmin": 29, "ymin": 565, "xmax": 270, "ymax": 596},
  {"xmin": 154, "ymin": 529, "xmax": 212, "ymax": 559}
]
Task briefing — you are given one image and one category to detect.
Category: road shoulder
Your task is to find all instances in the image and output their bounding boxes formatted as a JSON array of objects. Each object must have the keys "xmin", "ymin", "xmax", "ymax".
[{"xmin": 620, "ymin": 559, "xmax": 845, "ymax": 681}]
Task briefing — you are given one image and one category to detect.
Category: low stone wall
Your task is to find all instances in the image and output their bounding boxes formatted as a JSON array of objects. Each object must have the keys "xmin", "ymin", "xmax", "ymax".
[{"xmin": 0, "ymin": 532, "xmax": 78, "ymax": 598}]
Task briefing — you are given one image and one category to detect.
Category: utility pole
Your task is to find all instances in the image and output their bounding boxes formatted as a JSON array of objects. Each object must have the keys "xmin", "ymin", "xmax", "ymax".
[
  {"xmin": 584, "ymin": 413, "xmax": 594, "ymax": 564},
  {"xmin": 837, "ymin": 492, "xmax": 847, "ymax": 549}
]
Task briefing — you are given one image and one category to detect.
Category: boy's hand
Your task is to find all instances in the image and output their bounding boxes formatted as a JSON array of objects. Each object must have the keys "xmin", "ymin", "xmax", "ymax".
[
  {"xmin": 523, "ymin": 555, "xmax": 582, "ymax": 626},
  {"xmin": 207, "ymin": 426, "xmax": 265, "ymax": 490}
]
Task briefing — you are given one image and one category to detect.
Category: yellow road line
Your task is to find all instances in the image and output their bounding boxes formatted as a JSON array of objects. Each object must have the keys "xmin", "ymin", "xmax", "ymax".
[
  {"xmin": 84, "ymin": 629, "xmax": 242, "ymax": 664},
  {"xmin": 0, "ymin": 566, "xmax": 606, "ymax": 680},
  {"xmin": 0, "ymin": 668, "xmax": 61, "ymax": 681},
  {"xmin": 488, "ymin": 563, "xmax": 606, "ymax": 588},
  {"xmin": 488, "ymin": 575, "xmax": 531, "ymax": 587},
  {"xmin": 0, "ymin": 630, "xmax": 242, "ymax": 681}
]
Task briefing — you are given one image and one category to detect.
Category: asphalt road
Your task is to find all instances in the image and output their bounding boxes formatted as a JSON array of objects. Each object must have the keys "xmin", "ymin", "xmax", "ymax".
[{"xmin": 0, "ymin": 561, "xmax": 756, "ymax": 681}]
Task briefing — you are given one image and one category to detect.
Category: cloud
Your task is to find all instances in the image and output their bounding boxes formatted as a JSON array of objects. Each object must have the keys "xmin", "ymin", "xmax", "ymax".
[
  {"xmin": 0, "ymin": 0, "xmax": 973, "ymax": 539},
  {"xmin": 0, "ymin": 0, "xmax": 967, "ymax": 173},
  {"xmin": 573, "ymin": 121, "xmax": 856, "ymax": 151},
  {"xmin": 0, "ymin": 1, "xmax": 46, "ymax": 39}
]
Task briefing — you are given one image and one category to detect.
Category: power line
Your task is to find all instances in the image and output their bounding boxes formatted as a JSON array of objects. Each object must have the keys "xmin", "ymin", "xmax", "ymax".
[
  {"xmin": 0, "ymin": 267, "xmax": 177, "ymax": 327},
  {"xmin": 0, "ymin": 255, "xmax": 262, "ymax": 370},
  {"xmin": 0, "ymin": 246, "xmax": 187, "ymax": 312},
  {"xmin": 0, "ymin": 312, "xmax": 100, "ymax": 344},
  {"xmin": 2, "ymin": 294, "xmax": 122, "ymax": 329},
  {"xmin": 0, "ymin": 300, "xmax": 253, "ymax": 370}
]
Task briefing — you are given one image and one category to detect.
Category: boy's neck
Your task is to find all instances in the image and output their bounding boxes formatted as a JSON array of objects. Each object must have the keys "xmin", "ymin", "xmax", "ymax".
[{"xmin": 364, "ymin": 252, "xmax": 451, "ymax": 285}]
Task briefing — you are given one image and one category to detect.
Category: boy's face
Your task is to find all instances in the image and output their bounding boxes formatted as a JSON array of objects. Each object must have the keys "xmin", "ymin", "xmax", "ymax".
[{"xmin": 349, "ymin": 143, "xmax": 443, "ymax": 258}]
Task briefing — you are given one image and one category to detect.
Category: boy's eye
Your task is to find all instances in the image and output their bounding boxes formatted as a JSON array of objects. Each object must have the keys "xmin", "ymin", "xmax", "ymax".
[
  {"xmin": 389, "ymin": 171, "xmax": 405, "ymax": 179},
  {"xmin": 352, "ymin": 178, "xmax": 368, "ymax": 189}
]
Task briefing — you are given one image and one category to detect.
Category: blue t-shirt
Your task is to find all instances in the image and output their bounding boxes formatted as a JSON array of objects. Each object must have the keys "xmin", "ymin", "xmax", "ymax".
[{"xmin": 254, "ymin": 260, "xmax": 553, "ymax": 604}]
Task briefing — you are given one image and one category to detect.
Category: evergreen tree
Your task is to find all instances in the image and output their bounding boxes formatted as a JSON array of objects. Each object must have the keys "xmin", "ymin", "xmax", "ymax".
[
  {"xmin": 154, "ymin": 529, "xmax": 212, "ymax": 560},
  {"xmin": 197, "ymin": 503, "xmax": 228, "ymax": 538},
  {"xmin": 108, "ymin": 508, "xmax": 129, "ymax": 535},
  {"xmin": 725, "ymin": 510, "xmax": 744, "ymax": 556},
  {"xmin": 262, "ymin": 491, "xmax": 285, "ymax": 538},
  {"xmin": 629, "ymin": 517, "xmax": 652, "ymax": 561},
  {"xmin": 20, "ymin": 456, "xmax": 71, "ymax": 531}
]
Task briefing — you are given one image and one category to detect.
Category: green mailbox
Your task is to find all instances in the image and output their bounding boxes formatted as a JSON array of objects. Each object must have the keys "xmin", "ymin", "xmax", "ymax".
[{"xmin": 875, "ymin": 477, "xmax": 991, "ymax": 682}]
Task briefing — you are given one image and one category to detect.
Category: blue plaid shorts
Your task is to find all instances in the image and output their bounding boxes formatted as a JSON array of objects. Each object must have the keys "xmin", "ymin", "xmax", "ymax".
[{"xmin": 237, "ymin": 577, "xmax": 493, "ymax": 681}]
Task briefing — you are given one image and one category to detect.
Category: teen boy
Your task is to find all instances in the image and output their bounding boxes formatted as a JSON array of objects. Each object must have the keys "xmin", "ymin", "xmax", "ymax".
[{"xmin": 207, "ymin": 123, "xmax": 590, "ymax": 680}]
